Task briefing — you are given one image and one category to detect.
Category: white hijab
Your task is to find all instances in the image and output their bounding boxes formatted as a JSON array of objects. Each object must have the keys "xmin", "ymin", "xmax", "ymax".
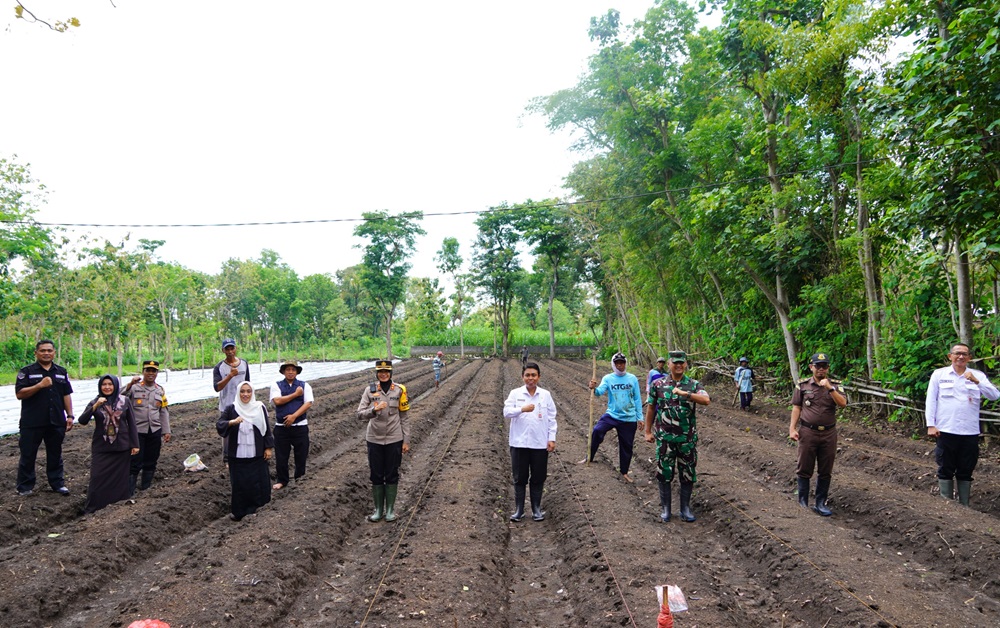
[{"xmin": 233, "ymin": 382, "xmax": 267, "ymax": 435}]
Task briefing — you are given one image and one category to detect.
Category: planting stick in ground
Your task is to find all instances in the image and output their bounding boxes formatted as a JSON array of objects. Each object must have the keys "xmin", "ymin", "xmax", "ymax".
[{"xmin": 586, "ymin": 352, "xmax": 595, "ymax": 465}]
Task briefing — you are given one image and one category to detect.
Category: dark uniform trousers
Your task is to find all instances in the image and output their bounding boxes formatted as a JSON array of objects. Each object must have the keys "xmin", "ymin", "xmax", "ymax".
[
  {"xmin": 796, "ymin": 424, "xmax": 837, "ymax": 481},
  {"xmin": 17, "ymin": 425, "xmax": 66, "ymax": 492},
  {"xmin": 367, "ymin": 441, "xmax": 403, "ymax": 485},
  {"xmin": 131, "ymin": 429, "xmax": 164, "ymax": 490},
  {"xmin": 935, "ymin": 432, "xmax": 979, "ymax": 482},
  {"xmin": 274, "ymin": 425, "xmax": 309, "ymax": 485}
]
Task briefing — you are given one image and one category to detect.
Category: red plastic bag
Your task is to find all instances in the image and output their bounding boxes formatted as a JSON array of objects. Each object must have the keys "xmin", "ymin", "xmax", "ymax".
[{"xmin": 128, "ymin": 620, "xmax": 170, "ymax": 628}]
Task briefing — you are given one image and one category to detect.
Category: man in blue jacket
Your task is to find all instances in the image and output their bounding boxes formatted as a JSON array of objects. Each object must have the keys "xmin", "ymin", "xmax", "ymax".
[{"xmin": 581, "ymin": 352, "xmax": 643, "ymax": 483}]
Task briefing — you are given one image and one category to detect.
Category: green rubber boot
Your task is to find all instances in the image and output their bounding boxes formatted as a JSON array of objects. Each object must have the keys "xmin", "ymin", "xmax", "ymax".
[
  {"xmin": 368, "ymin": 485, "xmax": 385, "ymax": 522},
  {"xmin": 938, "ymin": 479, "xmax": 954, "ymax": 500},
  {"xmin": 956, "ymin": 480, "xmax": 971, "ymax": 506},
  {"xmin": 384, "ymin": 484, "xmax": 399, "ymax": 522}
]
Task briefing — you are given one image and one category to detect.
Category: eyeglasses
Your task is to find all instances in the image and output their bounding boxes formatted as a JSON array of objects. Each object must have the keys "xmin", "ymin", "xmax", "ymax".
[
  {"xmin": 813, "ymin": 363, "xmax": 829, "ymax": 368},
  {"xmin": 951, "ymin": 351, "xmax": 970, "ymax": 357}
]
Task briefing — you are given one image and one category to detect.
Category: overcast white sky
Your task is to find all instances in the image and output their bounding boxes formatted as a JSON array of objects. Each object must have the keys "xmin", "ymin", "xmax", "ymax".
[{"xmin": 2, "ymin": 0, "xmax": 685, "ymax": 283}]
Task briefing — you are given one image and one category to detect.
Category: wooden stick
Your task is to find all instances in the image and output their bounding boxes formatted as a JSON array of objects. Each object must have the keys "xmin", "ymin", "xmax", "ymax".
[{"xmin": 587, "ymin": 353, "xmax": 596, "ymax": 464}]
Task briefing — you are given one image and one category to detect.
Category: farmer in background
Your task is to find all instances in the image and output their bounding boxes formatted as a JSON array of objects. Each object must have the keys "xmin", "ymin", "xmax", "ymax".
[
  {"xmin": 269, "ymin": 360, "xmax": 313, "ymax": 490},
  {"xmin": 734, "ymin": 357, "xmax": 755, "ymax": 411},
  {"xmin": 432, "ymin": 351, "xmax": 444, "ymax": 389},
  {"xmin": 213, "ymin": 338, "xmax": 249, "ymax": 467},
  {"xmin": 357, "ymin": 360, "xmax": 410, "ymax": 522},
  {"xmin": 124, "ymin": 360, "xmax": 171, "ymax": 495},
  {"xmin": 647, "ymin": 356, "xmax": 667, "ymax": 397},
  {"xmin": 503, "ymin": 361, "xmax": 557, "ymax": 522},
  {"xmin": 14, "ymin": 339, "xmax": 75, "ymax": 496},
  {"xmin": 582, "ymin": 352, "xmax": 643, "ymax": 483},
  {"xmin": 925, "ymin": 342, "xmax": 999, "ymax": 506},
  {"xmin": 644, "ymin": 350, "xmax": 710, "ymax": 522},
  {"xmin": 788, "ymin": 353, "xmax": 846, "ymax": 516}
]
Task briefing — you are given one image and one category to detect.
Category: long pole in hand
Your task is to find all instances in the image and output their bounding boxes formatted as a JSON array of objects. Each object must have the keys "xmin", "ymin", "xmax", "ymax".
[{"xmin": 586, "ymin": 352, "xmax": 596, "ymax": 465}]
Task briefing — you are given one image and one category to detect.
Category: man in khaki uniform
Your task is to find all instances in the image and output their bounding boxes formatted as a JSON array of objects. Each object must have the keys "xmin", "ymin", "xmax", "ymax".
[
  {"xmin": 788, "ymin": 352, "xmax": 846, "ymax": 516},
  {"xmin": 125, "ymin": 360, "xmax": 171, "ymax": 495},
  {"xmin": 356, "ymin": 360, "xmax": 409, "ymax": 522}
]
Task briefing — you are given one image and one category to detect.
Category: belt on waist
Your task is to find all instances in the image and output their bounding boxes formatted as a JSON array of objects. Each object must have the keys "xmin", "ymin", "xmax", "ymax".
[{"xmin": 799, "ymin": 420, "xmax": 835, "ymax": 431}]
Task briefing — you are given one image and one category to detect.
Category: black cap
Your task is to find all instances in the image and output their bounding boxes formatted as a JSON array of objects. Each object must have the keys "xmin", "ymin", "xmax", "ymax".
[
  {"xmin": 668, "ymin": 351, "xmax": 687, "ymax": 363},
  {"xmin": 222, "ymin": 338, "xmax": 236, "ymax": 349},
  {"xmin": 142, "ymin": 360, "xmax": 160, "ymax": 371},
  {"xmin": 375, "ymin": 359, "xmax": 393, "ymax": 371},
  {"xmin": 612, "ymin": 352, "xmax": 627, "ymax": 363},
  {"xmin": 809, "ymin": 353, "xmax": 830, "ymax": 365}
]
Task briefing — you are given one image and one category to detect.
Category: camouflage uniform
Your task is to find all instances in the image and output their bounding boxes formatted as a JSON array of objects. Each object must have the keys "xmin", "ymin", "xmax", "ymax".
[{"xmin": 648, "ymin": 374, "xmax": 706, "ymax": 484}]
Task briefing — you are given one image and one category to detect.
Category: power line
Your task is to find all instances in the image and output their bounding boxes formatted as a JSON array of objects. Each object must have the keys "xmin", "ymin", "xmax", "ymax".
[{"xmin": 2, "ymin": 133, "xmax": 994, "ymax": 231}]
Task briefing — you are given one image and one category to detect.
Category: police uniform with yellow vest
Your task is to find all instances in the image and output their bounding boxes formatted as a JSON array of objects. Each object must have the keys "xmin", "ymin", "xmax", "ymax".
[
  {"xmin": 789, "ymin": 352, "xmax": 847, "ymax": 516},
  {"xmin": 357, "ymin": 360, "xmax": 410, "ymax": 522}
]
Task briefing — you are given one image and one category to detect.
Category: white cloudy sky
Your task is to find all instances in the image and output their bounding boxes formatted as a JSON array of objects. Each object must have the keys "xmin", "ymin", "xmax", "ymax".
[{"xmin": 2, "ymin": 0, "xmax": 684, "ymax": 282}]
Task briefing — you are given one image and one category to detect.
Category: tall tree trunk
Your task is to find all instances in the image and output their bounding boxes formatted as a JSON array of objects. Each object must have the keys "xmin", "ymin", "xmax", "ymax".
[
  {"xmin": 761, "ymin": 97, "xmax": 801, "ymax": 382},
  {"xmin": 548, "ymin": 268, "xmax": 558, "ymax": 359},
  {"xmin": 855, "ymin": 130, "xmax": 883, "ymax": 377},
  {"xmin": 955, "ymin": 237, "xmax": 973, "ymax": 347},
  {"xmin": 385, "ymin": 312, "xmax": 393, "ymax": 359}
]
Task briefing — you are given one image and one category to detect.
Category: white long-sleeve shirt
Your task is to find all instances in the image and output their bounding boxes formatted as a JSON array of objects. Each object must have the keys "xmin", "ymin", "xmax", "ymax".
[
  {"xmin": 925, "ymin": 366, "xmax": 1000, "ymax": 435},
  {"xmin": 503, "ymin": 385, "xmax": 557, "ymax": 449}
]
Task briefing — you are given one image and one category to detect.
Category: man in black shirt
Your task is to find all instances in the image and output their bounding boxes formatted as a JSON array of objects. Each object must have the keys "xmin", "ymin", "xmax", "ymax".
[{"xmin": 14, "ymin": 340, "xmax": 75, "ymax": 496}]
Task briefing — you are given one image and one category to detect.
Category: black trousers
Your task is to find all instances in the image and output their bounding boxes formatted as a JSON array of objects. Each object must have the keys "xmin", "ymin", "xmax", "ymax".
[
  {"xmin": 17, "ymin": 424, "xmax": 66, "ymax": 492},
  {"xmin": 510, "ymin": 446, "xmax": 548, "ymax": 489},
  {"xmin": 131, "ymin": 430, "xmax": 163, "ymax": 488},
  {"xmin": 274, "ymin": 425, "xmax": 310, "ymax": 485},
  {"xmin": 367, "ymin": 440, "xmax": 403, "ymax": 485},
  {"xmin": 936, "ymin": 432, "xmax": 979, "ymax": 482}
]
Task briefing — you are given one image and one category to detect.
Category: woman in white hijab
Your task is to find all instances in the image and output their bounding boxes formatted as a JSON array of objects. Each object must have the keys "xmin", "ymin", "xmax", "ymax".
[{"xmin": 217, "ymin": 381, "xmax": 274, "ymax": 521}]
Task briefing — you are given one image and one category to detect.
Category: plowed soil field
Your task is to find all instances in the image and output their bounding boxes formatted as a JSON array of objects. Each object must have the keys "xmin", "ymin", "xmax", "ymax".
[{"xmin": 2, "ymin": 358, "xmax": 999, "ymax": 627}]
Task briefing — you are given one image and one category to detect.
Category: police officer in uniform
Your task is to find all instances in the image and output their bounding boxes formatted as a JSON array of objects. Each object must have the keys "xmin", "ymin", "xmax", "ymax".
[
  {"xmin": 14, "ymin": 339, "xmax": 75, "ymax": 496},
  {"xmin": 644, "ymin": 350, "xmax": 710, "ymax": 522},
  {"xmin": 788, "ymin": 352, "xmax": 847, "ymax": 516},
  {"xmin": 124, "ymin": 360, "xmax": 171, "ymax": 495},
  {"xmin": 356, "ymin": 360, "xmax": 410, "ymax": 522}
]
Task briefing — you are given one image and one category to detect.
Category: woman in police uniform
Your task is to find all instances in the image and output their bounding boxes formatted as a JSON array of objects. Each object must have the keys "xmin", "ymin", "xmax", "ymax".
[{"xmin": 356, "ymin": 360, "xmax": 410, "ymax": 522}]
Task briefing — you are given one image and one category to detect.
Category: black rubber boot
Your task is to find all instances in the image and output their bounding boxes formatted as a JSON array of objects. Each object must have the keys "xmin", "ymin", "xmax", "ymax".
[
  {"xmin": 368, "ymin": 485, "xmax": 385, "ymax": 522},
  {"xmin": 384, "ymin": 484, "xmax": 398, "ymax": 522},
  {"xmin": 140, "ymin": 469, "xmax": 154, "ymax": 491},
  {"xmin": 679, "ymin": 482, "xmax": 696, "ymax": 522},
  {"xmin": 658, "ymin": 480, "xmax": 672, "ymax": 523},
  {"xmin": 510, "ymin": 485, "xmax": 525, "ymax": 522},
  {"xmin": 812, "ymin": 478, "xmax": 833, "ymax": 516},
  {"xmin": 797, "ymin": 477, "xmax": 809, "ymax": 508},
  {"xmin": 530, "ymin": 485, "xmax": 545, "ymax": 521},
  {"xmin": 128, "ymin": 473, "xmax": 137, "ymax": 498},
  {"xmin": 938, "ymin": 479, "xmax": 954, "ymax": 500},
  {"xmin": 956, "ymin": 480, "xmax": 971, "ymax": 506}
]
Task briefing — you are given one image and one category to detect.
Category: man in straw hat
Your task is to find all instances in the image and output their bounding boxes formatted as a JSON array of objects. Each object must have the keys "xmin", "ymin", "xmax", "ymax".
[{"xmin": 269, "ymin": 360, "xmax": 313, "ymax": 490}]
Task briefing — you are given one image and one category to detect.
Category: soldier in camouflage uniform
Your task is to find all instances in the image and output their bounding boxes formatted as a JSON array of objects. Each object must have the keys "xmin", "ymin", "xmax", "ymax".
[{"xmin": 644, "ymin": 351, "xmax": 710, "ymax": 522}]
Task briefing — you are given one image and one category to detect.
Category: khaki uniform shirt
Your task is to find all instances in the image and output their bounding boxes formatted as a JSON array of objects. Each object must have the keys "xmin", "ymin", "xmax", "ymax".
[
  {"xmin": 127, "ymin": 382, "xmax": 171, "ymax": 434},
  {"xmin": 357, "ymin": 382, "xmax": 410, "ymax": 445}
]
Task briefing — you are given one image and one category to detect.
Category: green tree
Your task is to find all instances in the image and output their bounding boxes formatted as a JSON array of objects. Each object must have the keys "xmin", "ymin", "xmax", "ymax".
[
  {"xmin": 472, "ymin": 206, "xmax": 523, "ymax": 356},
  {"xmin": 435, "ymin": 237, "xmax": 471, "ymax": 356},
  {"xmin": 353, "ymin": 210, "xmax": 425, "ymax": 358},
  {"xmin": 0, "ymin": 156, "xmax": 54, "ymax": 315}
]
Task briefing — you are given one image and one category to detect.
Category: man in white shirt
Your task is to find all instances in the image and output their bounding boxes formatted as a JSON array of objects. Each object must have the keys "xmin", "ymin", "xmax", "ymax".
[{"xmin": 926, "ymin": 343, "xmax": 999, "ymax": 505}]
